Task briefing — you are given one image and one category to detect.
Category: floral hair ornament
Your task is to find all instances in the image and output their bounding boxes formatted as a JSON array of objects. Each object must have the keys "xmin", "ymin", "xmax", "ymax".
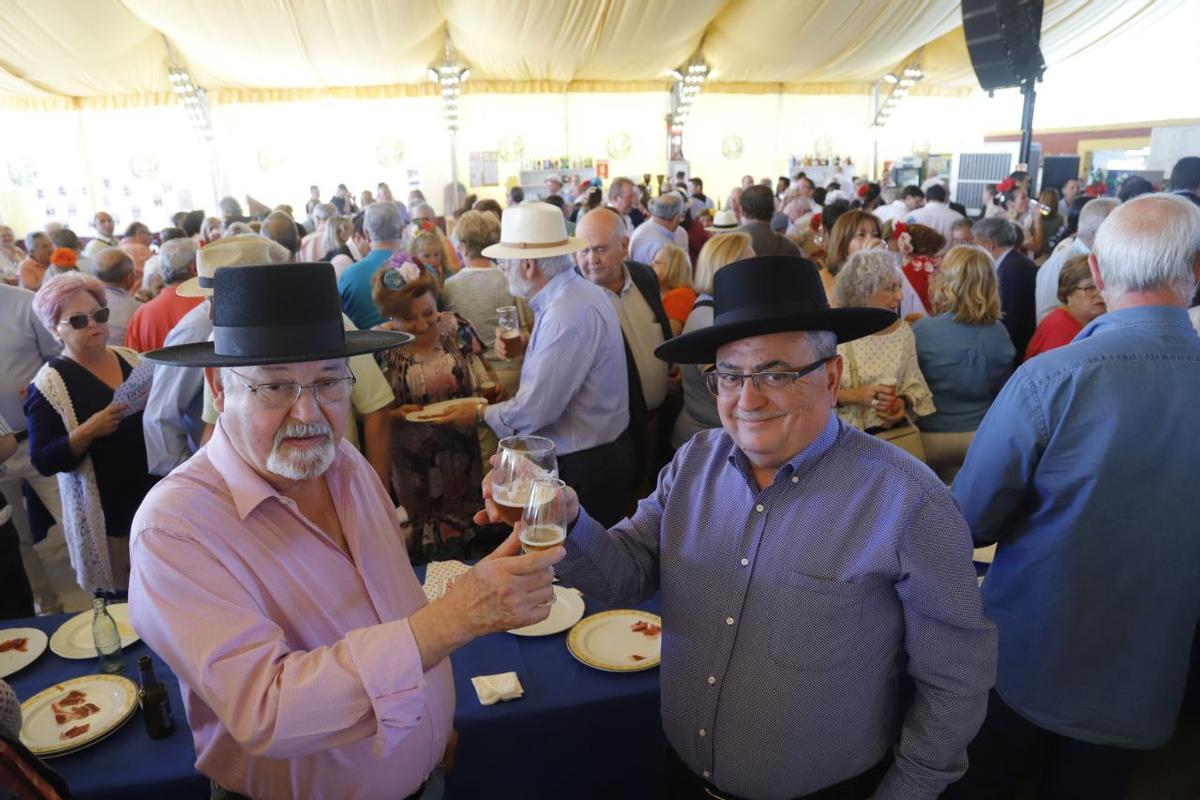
[
  {"xmin": 892, "ymin": 221, "xmax": 909, "ymax": 240},
  {"xmin": 810, "ymin": 213, "xmax": 822, "ymax": 232},
  {"xmin": 382, "ymin": 261, "xmax": 423, "ymax": 291},
  {"xmin": 50, "ymin": 247, "xmax": 78, "ymax": 268},
  {"xmin": 856, "ymin": 184, "xmax": 869, "ymax": 199},
  {"xmin": 996, "ymin": 178, "xmax": 1016, "ymax": 194}
]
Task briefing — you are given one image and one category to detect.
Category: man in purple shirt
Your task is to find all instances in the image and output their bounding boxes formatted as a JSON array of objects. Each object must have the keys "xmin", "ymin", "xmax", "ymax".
[{"xmin": 483, "ymin": 256, "xmax": 996, "ymax": 799}]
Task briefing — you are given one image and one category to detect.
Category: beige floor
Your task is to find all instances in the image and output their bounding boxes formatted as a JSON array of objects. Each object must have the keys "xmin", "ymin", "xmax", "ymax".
[{"xmin": 33, "ymin": 534, "xmax": 93, "ymax": 614}]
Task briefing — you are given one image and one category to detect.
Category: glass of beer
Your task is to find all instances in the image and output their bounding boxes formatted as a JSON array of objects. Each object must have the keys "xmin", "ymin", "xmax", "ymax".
[
  {"xmin": 518, "ymin": 477, "xmax": 568, "ymax": 605},
  {"xmin": 496, "ymin": 306, "xmax": 525, "ymax": 359},
  {"xmin": 492, "ymin": 435, "xmax": 557, "ymax": 525}
]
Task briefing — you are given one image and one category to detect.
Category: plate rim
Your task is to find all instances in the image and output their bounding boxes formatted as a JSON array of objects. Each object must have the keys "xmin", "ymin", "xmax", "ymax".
[
  {"xmin": 404, "ymin": 396, "xmax": 487, "ymax": 423},
  {"xmin": 507, "ymin": 586, "xmax": 585, "ymax": 637},
  {"xmin": 19, "ymin": 673, "xmax": 139, "ymax": 756},
  {"xmin": 0, "ymin": 627, "xmax": 49, "ymax": 679},
  {"xmin": 49, "ymin": 603, "xmax": 140, "ymax": 660},
  {"xmin": 567, "ymin": 609, "xmax": 662, "ymax": 672}
]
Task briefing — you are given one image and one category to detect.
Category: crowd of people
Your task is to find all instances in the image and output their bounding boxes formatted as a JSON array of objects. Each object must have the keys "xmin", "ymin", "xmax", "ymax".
[{"xmin": 1, "ymin": 152, "xmax": 1199, "ymax": 800}]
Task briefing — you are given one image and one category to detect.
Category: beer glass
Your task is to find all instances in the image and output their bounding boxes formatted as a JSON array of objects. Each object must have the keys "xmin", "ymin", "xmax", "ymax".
[
  {"xmin": 519, "ymin": 477, "xmax": 568, "ymax": 605},
  {"xmin": 496, "ymin": 306, "xmax": 524, "ymax": 359},
  {"xmin": 492, "ymin": 435, "xmax": 557, "ymax": 525}
]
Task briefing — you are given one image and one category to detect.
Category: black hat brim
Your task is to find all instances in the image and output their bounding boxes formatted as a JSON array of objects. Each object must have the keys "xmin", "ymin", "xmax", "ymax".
[
  {"xmin": 655, "ymin": 308, "xmax": 897, "ymax": 364},
  {"xmin": 142, "ymin": 330, "xmax": 414, "ymax": 368}
]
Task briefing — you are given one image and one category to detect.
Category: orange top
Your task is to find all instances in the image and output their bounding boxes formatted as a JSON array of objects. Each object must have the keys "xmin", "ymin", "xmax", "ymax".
[{"xmin": 662, "ymin": 287, "xmax": 698, "ymax": 324}]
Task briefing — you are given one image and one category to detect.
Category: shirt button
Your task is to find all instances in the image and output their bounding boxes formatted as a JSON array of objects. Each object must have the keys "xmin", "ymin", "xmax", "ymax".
[
  {"xmin": 725, "ymin": 616, "xmax": 735, "ymax": 625},
  {"xmin": 703, "ymin": 770, "xmax": 711, "ymax": 779},
  {"xmin": 698, "ymin": 728, "xmax": 707, "ymax": 737},
  {"xmin": 792, "ymin": 475, "xmax": 799, "ymax": 483},
  {"xmin": 755, "ymin": 503, "xmax": 764, "ymax": 512},
  {"xmin": 707, "ymin": 676, "xmax": 716, "ymax": 685},
  {"xmin": 740, "ymin": 558, "xmax": 749, "ymax": 566}
]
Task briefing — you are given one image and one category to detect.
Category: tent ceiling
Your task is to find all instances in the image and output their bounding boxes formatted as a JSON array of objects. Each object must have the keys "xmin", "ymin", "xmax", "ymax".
[{"xmin": 0, "ymin": 0, "xmax": 1183, "ymax": 101}]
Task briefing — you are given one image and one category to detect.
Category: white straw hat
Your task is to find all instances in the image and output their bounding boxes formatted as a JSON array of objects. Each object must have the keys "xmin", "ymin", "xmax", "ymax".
[
  {"xmin": 481, "ymin": 202, "xmax": 586, "ymax": 260},
  {"xmin": 711, "ymin": 208, "xmax": 739, "ymax": 229},
  {"xmin": 176, "ymin": 235, "xmax": 291, "ymax": 297}
]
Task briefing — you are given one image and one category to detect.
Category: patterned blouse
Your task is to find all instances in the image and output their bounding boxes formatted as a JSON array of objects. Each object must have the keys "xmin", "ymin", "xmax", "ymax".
[{"xmin": 837, "ymin": 321, "xmax": 936, "ymax": 430}]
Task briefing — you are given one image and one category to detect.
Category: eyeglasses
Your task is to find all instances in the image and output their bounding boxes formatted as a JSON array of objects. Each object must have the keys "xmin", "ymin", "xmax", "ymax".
[
  {"xmin": 704, "ymin": 357, "xmax": 833, "ymax": 396},
  {"xmin": 1073, "ymin": 284, "xmax": 1100, "ymax": 297},
  {"xmin": 57, "ymin": 307, "xmax": 110, "ymax": 330},
  {"xmin": 227, "ymin": 370, "xmax": 356, "ymax": 409}
]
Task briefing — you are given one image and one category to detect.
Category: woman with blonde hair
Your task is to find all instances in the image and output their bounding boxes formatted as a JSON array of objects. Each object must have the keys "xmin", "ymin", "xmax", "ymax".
[
  {"xmin": 834, "ymin": 249, "xmax": 936, "ymax": 459},
  {"xmin": 670, "ymin": 232, "xmax": 754, "ymax": 447},
  {"xmin": 913, "ymin": 245, "xmax": 1015, "ymax": 482},
  {"xmin": 650, "ymin": 243, "xmax": 695, "ymax": 335}
]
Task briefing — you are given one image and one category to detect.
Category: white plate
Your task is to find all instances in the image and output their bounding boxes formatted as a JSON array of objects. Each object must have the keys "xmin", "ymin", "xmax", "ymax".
[
  {"xmin": 20, "ymin": 674, "xmax": 138, "ymax": 757},
  {"xmin": 405, "ymin": 397, "xmax": 487, "ymax": 423},
  {"xmin": 508, "ymin": 587, "xmax": 585, "ymax": 636},
  {"xmin": 0, "ymin": 628, "xmax": 48, "ymax": 679},
  {"xmin": 567, "ymin": 609, "xmax": 662, "ymax": 672},
  {"xmin": 50, "ymin": 604, "xmax": 140, "ymax": 660}
]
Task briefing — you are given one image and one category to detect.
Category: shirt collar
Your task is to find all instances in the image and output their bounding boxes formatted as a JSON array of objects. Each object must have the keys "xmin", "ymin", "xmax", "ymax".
[
  {"xmin": 727, "ymin": 412, "xmax": 842, "ymax": 486},
  {"xmin": 208, "ymin": 419, "xmax": 350, "ymax": 520},
  {"xmin": 994, "ymin": 247, "xmax": 1012, "ymax": 266},
  {"xmin": 1075, "ymin": 304, "xmax": 1194, "ymax": 342},
  {"xmin": 529, "ymin": 268, "xmax": 576, "ymax": 315}
]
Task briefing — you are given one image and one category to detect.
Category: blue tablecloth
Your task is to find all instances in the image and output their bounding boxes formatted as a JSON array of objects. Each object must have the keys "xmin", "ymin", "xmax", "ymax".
[{"xmin": 2, "ymin": 584, "xmax": 664, "ymax": 800}]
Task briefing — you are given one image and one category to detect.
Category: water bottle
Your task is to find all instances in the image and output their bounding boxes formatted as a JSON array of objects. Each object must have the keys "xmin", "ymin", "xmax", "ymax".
[{"xmin": 92, "ymin": 597, "xmax": 125, "ymax": 673}]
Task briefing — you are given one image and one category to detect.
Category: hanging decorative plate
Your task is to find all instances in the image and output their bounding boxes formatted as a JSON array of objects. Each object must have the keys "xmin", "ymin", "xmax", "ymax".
[
  {"xmin": 376, "ymin": 139, "xmax": 405, "ymax": 167},
  {"xmin": 721, "ymin": 135, "xmax": 744, "ymax": 160},
  {"xmin": 129, "ymin": 154, "xmax": 159, "ymax": 180},
  {"xmin": 7, "ymin": 158, "xmax": 38, "ymax": 187},
  {"xmin": 606, "ymin": 132, "xmax": 632, "ymax": 160},
  {"xmin": 498, "ymin": 135, "xmax": 525, "ymax": 163}
]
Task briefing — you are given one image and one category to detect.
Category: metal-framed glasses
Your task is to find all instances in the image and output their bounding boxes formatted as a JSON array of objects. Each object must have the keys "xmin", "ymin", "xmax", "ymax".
[
  {"xmin": 58, "ymin": 307, "xmax": 110, "ymax": 329},
  {"xmin": 1072, "ymin": 283, "xmax": 1100, "ymax": 297},
  {"xmin": 227, "ymin": 370, "xmax": 356, "ymax": 409},
  {"xmin": 704, "ymin": 357, "xmax": 833, "ymax": 396}
]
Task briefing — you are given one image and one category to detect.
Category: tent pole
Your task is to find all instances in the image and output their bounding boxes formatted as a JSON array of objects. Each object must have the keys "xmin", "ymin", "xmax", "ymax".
[{"xmin": 1018, "ymin": 82, "xmax": 1037, "ymax": 167}]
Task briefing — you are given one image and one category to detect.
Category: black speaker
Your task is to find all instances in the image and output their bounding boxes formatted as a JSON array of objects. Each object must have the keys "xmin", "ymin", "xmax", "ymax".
[{"xmin": 961, "ymin": 0, "xmax": 1046, "ymax": 92}]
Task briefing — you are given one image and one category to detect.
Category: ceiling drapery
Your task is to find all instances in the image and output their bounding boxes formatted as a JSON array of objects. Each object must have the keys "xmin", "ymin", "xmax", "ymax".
[{"xmin": 0, "ymin": 0, "xmax": 1186, "ymax": 106}]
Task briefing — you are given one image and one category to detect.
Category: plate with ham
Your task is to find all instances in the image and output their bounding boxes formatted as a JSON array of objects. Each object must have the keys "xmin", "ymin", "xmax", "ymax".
[
  {"xmin": 567, "ymin": 609, "xmax": 662, "ymax": 672},
  {"xmin": 0, "ymin": 627, "xmax": 47, "ymax": 678},
  {"xmin": 49, "ymin": 603, "xmax": 139, "ymax": 659},
  {"xmin": 19, "ymin": 674, "xmax": 138, "ymax": 757}
]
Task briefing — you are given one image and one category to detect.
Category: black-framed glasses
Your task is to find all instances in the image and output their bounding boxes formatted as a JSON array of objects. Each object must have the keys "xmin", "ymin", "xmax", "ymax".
[
  {"xmin": 227, "ymin": 370, "xmax": 356, "ymax": 409},
  {"xmin": 704, "ymin": 357, "xmax": 833, "ymax": 396},
  {"xmin": 58, "ymin": 307, "xmax": 110, "ymax": 330}
]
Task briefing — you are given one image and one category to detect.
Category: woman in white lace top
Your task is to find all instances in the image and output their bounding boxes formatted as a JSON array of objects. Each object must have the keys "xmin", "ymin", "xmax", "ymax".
[{"xmin": 832, "ymin": 249, "xmax": 935, "ymax": 432}]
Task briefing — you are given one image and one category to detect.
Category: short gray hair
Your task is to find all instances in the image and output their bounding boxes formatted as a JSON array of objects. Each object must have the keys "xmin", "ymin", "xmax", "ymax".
[
  {"xmin": 312, "ymin": 203, "xmax": 336, "ymax": 222},
  {"xmin": 500, "ymin": 253, "xmax": 575, "ymax": 278},
  {"xmin": 608, "ymin": 177, "xmax": 634, "ymax": 202},
  {"xmin": 1076, "ymin": 197, "xmax": 1118, "ymax": 248},
  {"xmin": 1092, "ymin": 193, "xmax": 1200, "ymax": 305},
  {"xmin": 804, "ymin": 330, "xmax": 837, "ymax": 360},
  {"xmin": 364, "ymin": 201, "xmax": 405, "ymax": 242},
  {"xmin": 971, "ymin": 216, "xmax": 1019, "ymax": 248},
  {"xmin": 832, "ymin": 249, "xmax": 902, "ymax": 308},
  {"xmin": 649, "ymin": 192, "xmax": 684, "ymax": 221},
  {"xmin": 25, "ymin": 231, "xmax": 47, "ymax": 251},
  {"xmin": 158, "ymin": 238, "xmax": 199, "ymax": 284}
]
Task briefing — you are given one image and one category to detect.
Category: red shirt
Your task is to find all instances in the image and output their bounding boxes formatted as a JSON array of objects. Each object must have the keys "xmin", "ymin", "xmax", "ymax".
[
  {"xmin": 1025, "ymin": 306, "xmax": 1084, "ymax": 360},
  {"xmin": 124, "ymin": 286, "xmax": 203, "ymax": 353},
  {"xmin": 902, "ymin": 255, "xmax": 939, "ymax": 314}
]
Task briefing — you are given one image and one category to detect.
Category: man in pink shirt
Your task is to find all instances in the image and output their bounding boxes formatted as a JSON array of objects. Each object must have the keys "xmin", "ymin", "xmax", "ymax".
[{"xmin": 132, "ymin": 261, "xmax": 560, "ymax": 800}]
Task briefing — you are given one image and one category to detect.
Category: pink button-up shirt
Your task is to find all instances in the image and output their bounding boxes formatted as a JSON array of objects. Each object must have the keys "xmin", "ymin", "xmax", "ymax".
[{"xmin": 129, "ymin": 422, "xmax": 453, "ymax": 800}]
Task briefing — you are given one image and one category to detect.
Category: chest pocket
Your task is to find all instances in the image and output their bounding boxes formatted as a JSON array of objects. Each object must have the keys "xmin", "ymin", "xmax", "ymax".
[{"xmin": 769, "ymin": 572, "xmax": 863, "ymax": 672}]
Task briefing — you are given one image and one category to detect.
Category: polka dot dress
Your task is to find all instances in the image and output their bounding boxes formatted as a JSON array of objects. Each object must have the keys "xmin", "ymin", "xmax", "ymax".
[
  {"xmin": 838, "ymin": 321, "xmax": 935, "ymax": 429},
  {"xmin": 0, "ymin": 679, "xmax": 21, "ymax": 740}
]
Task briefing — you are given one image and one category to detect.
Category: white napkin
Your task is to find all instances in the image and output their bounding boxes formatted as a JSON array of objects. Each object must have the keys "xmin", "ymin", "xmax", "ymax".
[{"xmin": 471, "ymin": 672, "xmax": 524, "ymax": 706}]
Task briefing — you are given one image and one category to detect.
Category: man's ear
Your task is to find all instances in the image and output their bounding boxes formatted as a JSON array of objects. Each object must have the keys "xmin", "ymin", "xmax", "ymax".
[
  {"xmin": 1088, "ymin": 253, "xmax": 1105, "ymax": 292},
  {"xmin": 208, "ymin": 367, "xmax": 225, "ymax": 413},
  {"xmin": 826, "ymin": 355, "xmax": 843, "ymax": 407}
]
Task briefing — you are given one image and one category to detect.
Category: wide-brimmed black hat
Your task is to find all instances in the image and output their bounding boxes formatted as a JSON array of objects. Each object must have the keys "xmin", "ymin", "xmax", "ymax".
[
  {"xmin": 142, "ymin": 261, "xmax": 411, "ymax": 367},
  {"xmin": 655, "ymin": 255, "xmax": 895, "ymax": 364}
]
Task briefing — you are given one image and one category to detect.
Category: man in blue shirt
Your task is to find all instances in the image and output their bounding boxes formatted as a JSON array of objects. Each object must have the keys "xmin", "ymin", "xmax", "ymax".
[
  {"xmin": 338, "ymin": 201, "xmax": 404, "ymax": 329},
  {"xmin": 949, "ymin": 193, "xmax": 1200, "ymax": 799},
  {"xmin": 481, "ymin": 256, "xmax": 996, "ymax": 799}
]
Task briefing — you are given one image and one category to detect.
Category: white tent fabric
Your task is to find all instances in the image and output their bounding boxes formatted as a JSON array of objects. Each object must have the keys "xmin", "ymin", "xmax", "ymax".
[{"xmin": 0, "ymin": 0, "xmax": 1185, "ymax": 104}]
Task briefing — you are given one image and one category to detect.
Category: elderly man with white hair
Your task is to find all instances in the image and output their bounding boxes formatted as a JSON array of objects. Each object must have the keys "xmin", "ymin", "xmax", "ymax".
[
  {"xmin": 947, "ymin": 193, "xmax": 1200, "ymax": 800},
  {"xmin": 463, "ymin": 202, "xmax": 633, "ymax": 526},
  {"xmin": 124, "ymin": 238, "xmax": 201, "ymax": 352},
  {"xmin": 132, "ymin": 261, "xmax": 560, "ymax": 799},
  {"xmin": 1034, "ymin": 197, "xmax": 1118, "ymax": 322},
  {"xmin": 298, "ymin": 202, "xmax": 337, "ymax": 262},
  {"xmin": 629, "ymin": 191, "xmax": 690, "ymax": 266}
]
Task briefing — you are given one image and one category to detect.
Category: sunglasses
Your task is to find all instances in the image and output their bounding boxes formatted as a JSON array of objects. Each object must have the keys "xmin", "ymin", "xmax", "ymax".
[{"xmin": 58, "ymin": 307, "xmax": 110, "ymax": 330}]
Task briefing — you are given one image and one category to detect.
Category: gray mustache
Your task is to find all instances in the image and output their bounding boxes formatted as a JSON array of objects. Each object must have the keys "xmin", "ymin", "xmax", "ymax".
[{"xmin": 274, "ymin": 422, "xmax": 332, "ymax": 446}]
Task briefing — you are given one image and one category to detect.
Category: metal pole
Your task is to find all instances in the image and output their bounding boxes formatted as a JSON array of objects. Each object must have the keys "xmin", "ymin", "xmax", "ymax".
[
  {"xmin": 1018, "ymin": 82, "xmax": 1037, "ymax": 167},
  {"xmin": 871, "ymin": 82, "xmax": 880, "ymax": 180}
]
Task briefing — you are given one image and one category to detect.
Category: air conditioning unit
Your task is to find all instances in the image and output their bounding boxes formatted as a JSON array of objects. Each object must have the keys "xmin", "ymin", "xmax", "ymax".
[{"xmin": 951, "ymin": 142, "xmax": 1041, "ymax": 215}]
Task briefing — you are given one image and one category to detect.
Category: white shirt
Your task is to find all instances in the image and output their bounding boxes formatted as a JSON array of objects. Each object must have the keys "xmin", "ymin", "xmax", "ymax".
[
  {"xmin": 1035, "ymin": 237, "xmax": 1089, "ymax": 323},
  {"xmin": 604, "ymin": 268, "xmax": 668, "ymax": 412},
  {"xmin": 628, "ymin": 219, "xmax": 689, "ymax": 266},
  {"xmin": 874, "ymin": 200, "xmax": 909, "ymax": 226},
  {"xmin": 908, "ymin": 201, "xmax": 965, "ymax": 241}
]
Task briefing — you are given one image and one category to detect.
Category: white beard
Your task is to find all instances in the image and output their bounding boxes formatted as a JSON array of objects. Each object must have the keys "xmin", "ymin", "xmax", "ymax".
[{"xmin": 265, "ymin": 421, "xmax": 336, "ymax": 481}]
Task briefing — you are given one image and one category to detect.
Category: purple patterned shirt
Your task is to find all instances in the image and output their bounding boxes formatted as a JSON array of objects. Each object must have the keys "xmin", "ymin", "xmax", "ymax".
[{"xmin": 557, "ymin": 414, "xmax": 996, "ymax": 799}]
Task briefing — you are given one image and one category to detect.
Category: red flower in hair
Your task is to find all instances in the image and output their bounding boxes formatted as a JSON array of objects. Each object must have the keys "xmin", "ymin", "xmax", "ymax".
[
  {"xmin": 419, "ymin": 219, "xmax": 437, "ymax": 233},
  {"xmin": 1085, "ymin": 182, "xmax": 1107, "ymax": 198},
  {"xmin": 856, "ymin": 184, "xmax": 868, "ymax": 198},
  {"xmin": 996, "ymin": 178, "xmax": 1016, "ymax": 194},
  {"xmin": 810, "ymin": 213, "xmax": 822, "ymax": 232},
  {"xmin": 892, "ymin": 221, "xmax": 908, "ymax": 240}
]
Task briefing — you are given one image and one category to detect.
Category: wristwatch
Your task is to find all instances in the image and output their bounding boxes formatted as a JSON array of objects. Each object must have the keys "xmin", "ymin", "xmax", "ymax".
[{"xmin": 475, "ymin": 402, "xmax": 486, "ymax": 427}]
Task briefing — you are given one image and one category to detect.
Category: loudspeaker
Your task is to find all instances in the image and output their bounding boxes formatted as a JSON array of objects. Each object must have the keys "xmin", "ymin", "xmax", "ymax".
[{"xmin": 961, "ymin": 0, "xmax": 1046, "ymax": 92}]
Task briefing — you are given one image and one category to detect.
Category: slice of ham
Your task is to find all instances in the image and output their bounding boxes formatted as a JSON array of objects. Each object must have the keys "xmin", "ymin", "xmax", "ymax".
[
  {"xmin": 0, "ymin": 638, "xmax": 28, "ymax": 653},
  {"xmin": 642, "ymin": 624, "xmax": 661, "ymax": 637},
  {"xmin": 59, "ymin": 724, "xmax": 90, "ymax": 740},
  {"xmin": 630, "ymin": 621, "xmax": 647, "ymax": 632},
  {"xmin": 630, "ymin": 654, "xmax": 646, "ymax": 661},
  {"xmin": 55, "ymin": 690, "xmax": 87, "ymax": 708}
]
